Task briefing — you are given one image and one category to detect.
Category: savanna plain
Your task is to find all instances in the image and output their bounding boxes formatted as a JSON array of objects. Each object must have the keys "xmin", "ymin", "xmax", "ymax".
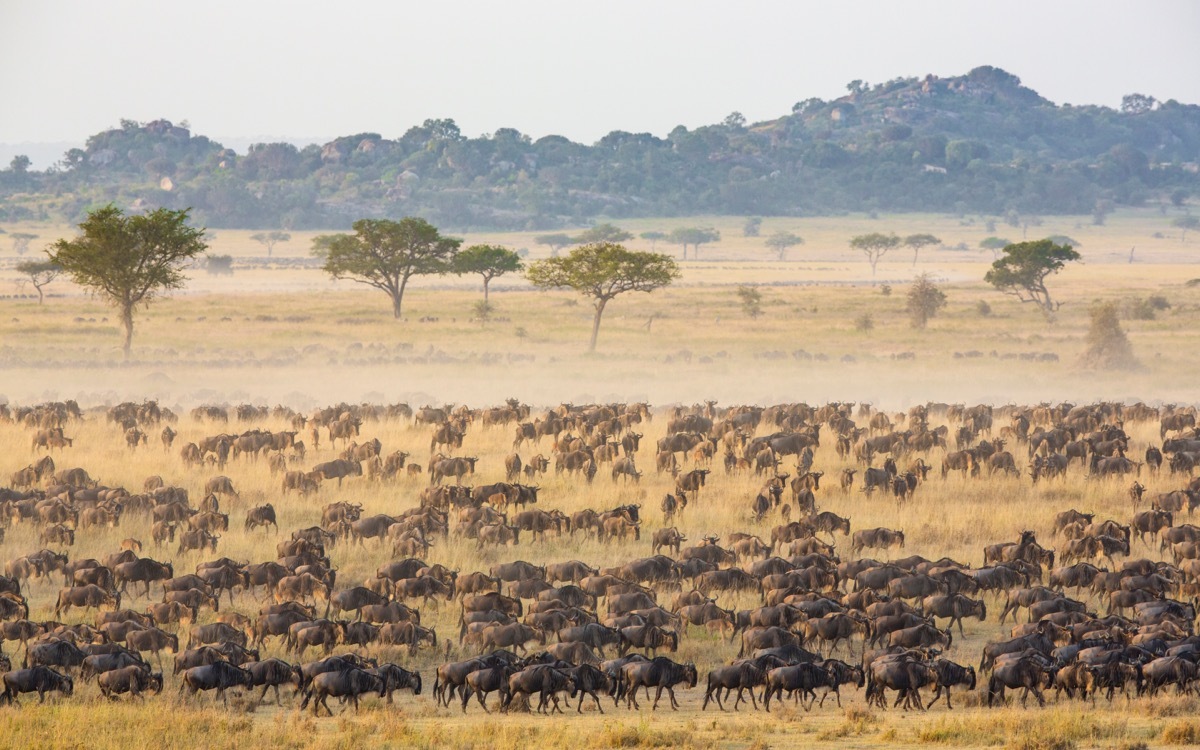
[{"xmin": 1, "ymin": 210, "xmax": 1199, "ymax": 749}]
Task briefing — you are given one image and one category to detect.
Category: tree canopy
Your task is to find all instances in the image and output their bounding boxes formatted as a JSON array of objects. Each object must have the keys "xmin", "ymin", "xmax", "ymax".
[
  {"xmin": 249, "ymin": 230, "xmax": 291, "ymax": 257},
  {"xmin": 15, "ymin": 259, "xmax": 61, "ymax": 304},
  {"xmin": 668, "ymin": 227, "xmax": 720, "ymax": 260},
  {"xmin": 849, "ymin": 232, "xmax": 900, "ymax": 275},
  {"xmin": 1173, "ymin": 216, "xmax": 1199, "ymax": 241},
  {"xmin": 10, "ymin": 232, "xmax": 38, "ymax": 256},
  {"xmin": 534, "ymin": 233, "xmax": 574, "ymax": 256},
  {"xmin": 453, "ymin": 244, "xmax": 524, "ymax": 302},
  {"xmin": 903, "ymin": 233, "xmax": 941, "ymax": 266},
  {"xmin": 638, "ymin": 231, "xmax": 666, "ymax": 250},
  {"xmin": 983, "ymin": 238, "xmax": 1081, "ymax": 319},
  {"xmin": 47, "ymin": 205, "xmax": 207, "ymax": 356},
  {"xmin": 764, "ymin": 231, "xmax": 804, "ymax": 261},
  {"xmin": 316, "ymin": 217, "xmax": 460, "ymax": 318},
  {"xmin": 574, "ymin": 223, "xmax": 633, "ymax": 244},
  {"xmin": 525, "ymin": 242, "xmax": 679, "ymax": 352}
]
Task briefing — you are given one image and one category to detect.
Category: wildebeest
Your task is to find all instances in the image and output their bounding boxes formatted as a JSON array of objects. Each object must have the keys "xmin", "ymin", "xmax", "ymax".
[
  {"xmin": 851, "ymin": 528, "xmax": 905, "ymax": 555},
  {"xmin": 245, "ymin": 504, "xmax": 277, "ymax": 533},
  {"xmin": 312, "ymin": 459, "xmax": 363, "ymax": 486},
  {"xmin": 55, "ymin": 584, "xmax": 118, "ymax": 618},
  {"xmin": 96, "ymin": 665, "xmax": 163, "ymax": 700},
  {"xmin": 302, "ymin": 667, "xmax": 385, "ymax": 715},
  {"xmin": 180, "ymin": 660, "xmax": 254, "ymax": 705},
  {"xmin": 621, "ymin": 656, "xmax": 698, "ymax": 711},
  {"xmin": 1, "ymin": 666, "xmax": 74, "ymax": 704}
]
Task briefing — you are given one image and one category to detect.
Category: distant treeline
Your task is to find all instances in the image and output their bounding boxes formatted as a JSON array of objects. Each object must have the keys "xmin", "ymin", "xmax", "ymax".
[{"xmin": 1, "ymin": 66, "xmax": 1197, "ymax": 230}]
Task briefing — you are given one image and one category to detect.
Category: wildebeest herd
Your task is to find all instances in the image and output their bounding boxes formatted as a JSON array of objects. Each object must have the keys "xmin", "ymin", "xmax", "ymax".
[{"xmin": 2, "ymin": 397, "xmax": 1200, "ymax": 715}]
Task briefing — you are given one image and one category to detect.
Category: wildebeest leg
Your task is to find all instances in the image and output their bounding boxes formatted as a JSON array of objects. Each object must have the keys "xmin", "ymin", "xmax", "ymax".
[
  {"xmin": 460, "ymin": 686, "xmax": 472, "ymax": 713},
  {"xmin": 476, "ymin": 690, "xmax": 490, "ymax": 713}
]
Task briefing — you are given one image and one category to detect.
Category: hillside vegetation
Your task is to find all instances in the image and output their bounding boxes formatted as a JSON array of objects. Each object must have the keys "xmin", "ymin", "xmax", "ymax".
[{"xmin": 2, "ymin": 67, "xmax": 1198, "ymax": 230}]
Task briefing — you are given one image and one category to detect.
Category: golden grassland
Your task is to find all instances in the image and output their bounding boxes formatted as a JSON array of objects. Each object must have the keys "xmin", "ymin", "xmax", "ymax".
[
  {"xmin": 0, "ymin": 401, "xmax": 1194, "ymax": 748},
  {"xmin": 0, "ymin": 209, "xmax": 1197, "ymax": 747}
]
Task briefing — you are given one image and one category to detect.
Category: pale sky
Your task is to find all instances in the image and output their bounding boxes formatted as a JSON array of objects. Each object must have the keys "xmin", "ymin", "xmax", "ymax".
[{"xmin": 2, "ymin": 0, "xmax": 1199, "ymax": 154}]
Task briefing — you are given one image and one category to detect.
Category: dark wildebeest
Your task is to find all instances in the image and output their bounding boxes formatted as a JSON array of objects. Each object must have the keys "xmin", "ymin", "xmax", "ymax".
[
  {"xmin": 922, "ymin": 594, "xmax": 987, "ymax": 636},
  {"xmin": 702, "ymin": 661, "xmax": 765, "ymax": 711},
  {"xmin": 179, "ymin": 660, "xmax": 254, "ymax": 705},
  {"xmin": 245, "ymin": 658, "xmax": 303, "ymax": 705},
  {"xmin": 461, "ymin": 665, "xmax": 517, "ymax": 713},
  {"xmin": 97, "ymin": 665, "xmax": 163, "ymax": 700},
  {"xmin": 1, "ymin": 666, "xmax": 74, "ymax": 704},
  {"xmin": 302, "ymin": 667, "xmax": 386, "ymax": 715},
  {"xmin": 621, "ymin": 656, "xmax": 698, "ymax": 711}
]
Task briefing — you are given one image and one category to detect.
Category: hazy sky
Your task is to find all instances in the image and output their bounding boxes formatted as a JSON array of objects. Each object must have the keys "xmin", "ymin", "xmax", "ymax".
[{"xmin": 3, "ymin": 0, "xmax": 1199, "ymax": 152}]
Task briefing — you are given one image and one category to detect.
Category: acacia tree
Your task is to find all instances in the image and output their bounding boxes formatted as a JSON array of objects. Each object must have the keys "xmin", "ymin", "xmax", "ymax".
[
  {"xmin": 849, "ymin": 232, "xmax": 900, "ymax": 275},
  {"xmin": 903, "ymin": 233, "xmax": 941, "ymax": 266},
  {"xmin": 11, "ymin": 232, "xmax": 38, "ymax": 256},
  {"xmin": 984, "ymin": 239, "xmax": 1081, "ymax": 320},
  {"xmin": 534, "ymin": 233, "xmax": 573, "ymax": 256},
  {"xmin": 249, "ymin": 230, "xmax": 290, "ymax": 257},
  {"xmin": 316, "ymin": 217, "xmax": 460, "ymax": 318},
  {"xmin": 525, "ymin": 242, "xmax": 679, "ymax": 352},
  {"xmin": 575, "ymin": 223, "xmax": 632, "ymax": 244},
  {"xmin": 639, "ymin": 231, "xmax": 666, "ymax": 250},
  {"xmin": 15, "ymin": 259, "xmax": 61, "ymax": 304},
  {"xmin": 765, "ymin": 231, "xmax": 804, "ymax": 261},
  {"xmin": 1174, "ymin": 216, "xmax": 1199, "ymax": 241},
  {"xmin": 48, "ymin": 205, "xmax": 208, "ymax": 356},
  {"xmin": 979, "ymin": 236, "xmax": 1011, "ymax": 260},
  {"xmin": 668, "ymin": 227, "xmax": 720, "ymax": 260},
  {"xmin": 453, "ymin": 244, "xmax": 523, "ymax": 302}
]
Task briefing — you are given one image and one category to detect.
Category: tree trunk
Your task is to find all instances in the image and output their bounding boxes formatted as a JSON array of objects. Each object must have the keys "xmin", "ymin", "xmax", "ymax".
[
  {"xmin": 121, "ymin": 304, "xmax": 134, "ymax": 358},
  {"xmin": 392, "ymin": 277, "xmax": 409, "ymax": 319},
  {"xmin": 588, "ymin": 299, "xmax": 608, "ymax": 353},
  {"xmin": 483, "ymin": 278, "xmax": 490, "ymax": 304},
  {"xmin": 35, "ymin": 286, "xmax": 44, "ymax": 305}
]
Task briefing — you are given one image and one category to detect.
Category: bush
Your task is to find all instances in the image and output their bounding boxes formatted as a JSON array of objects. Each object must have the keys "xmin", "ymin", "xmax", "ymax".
[
  {"xmin": 1122, "ymin": 297, "xmax": 1157, "ymax": 320},
  {"xmin": 855, "ymin": 313, "xmax": 874, "ymax": 332},
  {"xmin": 1161, "ymin": 720, "xmax": 1200, "ymax": 745},
  {"xmin": 977, "ymin": 300, "xmax": 992, "ymax": 316},
  {"xmin": 204, "ymin": 254, "xmax": 233, "ymax": 275},
  {"xmin": 907, "ymin": 273, "xmax": 947, "ymax": 328},
  {"xmin": 879, "ymin": 284, "xmax": 892, "ymax": 296},
  {"xmin": 1081, "ymin": 301, "xmax": 1139, "ymax": 370},
  {"xmin": 736, "ymin": 285, "xmax": 763, "ymax": 318}
]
